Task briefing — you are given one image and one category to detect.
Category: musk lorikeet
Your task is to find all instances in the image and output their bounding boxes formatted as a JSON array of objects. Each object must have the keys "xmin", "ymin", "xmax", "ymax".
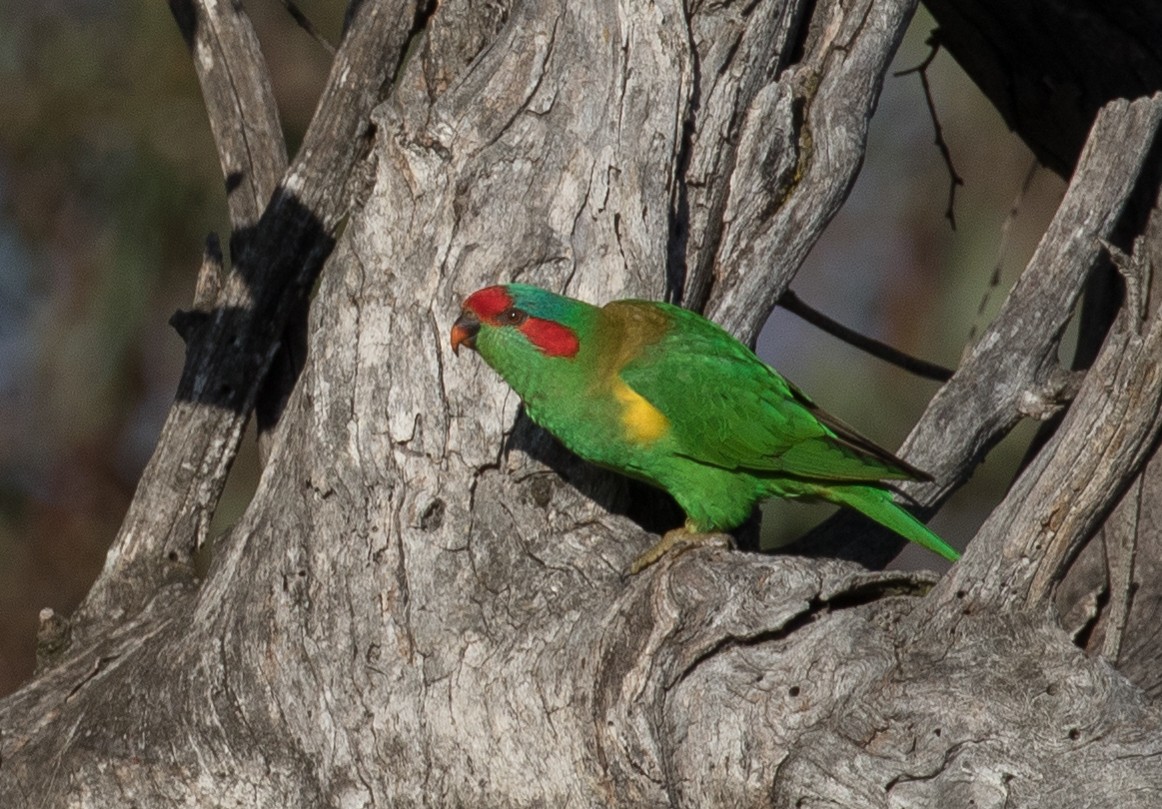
[{"xmin": 450, "ymin": 284, "xmax": 959, "ymax": 569}]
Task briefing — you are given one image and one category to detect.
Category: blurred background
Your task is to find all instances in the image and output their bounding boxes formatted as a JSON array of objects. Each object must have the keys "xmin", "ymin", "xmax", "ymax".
[{"xmin": 0, "ymin": 2, "xmax": 1063, "ymax": 695}]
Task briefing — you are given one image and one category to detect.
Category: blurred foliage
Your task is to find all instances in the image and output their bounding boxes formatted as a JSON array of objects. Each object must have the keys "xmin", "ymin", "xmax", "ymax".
[{"xmin": 0, "ymin": 4, "xmax": 1064, "ymax": 696}]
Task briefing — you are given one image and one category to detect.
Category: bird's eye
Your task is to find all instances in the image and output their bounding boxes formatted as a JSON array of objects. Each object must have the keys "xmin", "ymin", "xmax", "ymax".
[{"xmin": 500, "ymin": 307, "xmax": 527, "ymax": 326}]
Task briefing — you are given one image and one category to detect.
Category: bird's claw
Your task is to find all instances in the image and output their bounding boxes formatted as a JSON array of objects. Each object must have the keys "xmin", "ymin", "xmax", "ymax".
[{"xmin": 626, "ymin": 528, "xmax": 735, "ymax": 575}]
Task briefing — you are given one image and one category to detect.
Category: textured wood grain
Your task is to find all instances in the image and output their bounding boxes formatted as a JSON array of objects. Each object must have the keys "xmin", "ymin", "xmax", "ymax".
[
  {"xmin": 793, "ymin": 94, "xmax": 1162, "ymax": 567},
  {"xmin": 919, "ymin": 285, "xmax": 1162, "ymax": 614},
  {"xmin": 701, "ymin": 0, "xmax": 919, "ymax": 342},
  {"xmin": 68, "ymin": 0, "xmax": 425, "ymax": 643},
  {"xmin": 924, "ymin": 0, "xmax": 1162, "ymax": 708},
  {"xmin": 168, "ymin": 0, "xmax": 287, "ymax": 226}
]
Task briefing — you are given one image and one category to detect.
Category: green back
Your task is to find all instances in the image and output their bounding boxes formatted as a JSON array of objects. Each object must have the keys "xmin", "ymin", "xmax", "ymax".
[{"xmin": 609, "ymin": 300, "xmax": 924, "ymax": 483}]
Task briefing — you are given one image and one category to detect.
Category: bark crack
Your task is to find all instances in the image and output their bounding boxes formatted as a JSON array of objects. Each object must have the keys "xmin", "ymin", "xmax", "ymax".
[{"xmin": 668, "ymin": 574, "xmax": 929, "ymax": 692}]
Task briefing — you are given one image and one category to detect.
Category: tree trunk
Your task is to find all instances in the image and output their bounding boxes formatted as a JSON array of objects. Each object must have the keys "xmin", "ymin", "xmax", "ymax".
[{"xmin": 4, "ymin": 0, "xmax": 1162, "ymax": 806}]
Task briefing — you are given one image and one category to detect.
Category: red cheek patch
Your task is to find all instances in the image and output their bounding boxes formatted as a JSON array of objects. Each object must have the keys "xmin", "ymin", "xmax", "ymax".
[
  {"xmin": 521, "ymin": 317, "xmax": 579, "ymax": 358},
  {"xmin": 465, "ymin": 286, "xmax": 512, "ymax": 320}
]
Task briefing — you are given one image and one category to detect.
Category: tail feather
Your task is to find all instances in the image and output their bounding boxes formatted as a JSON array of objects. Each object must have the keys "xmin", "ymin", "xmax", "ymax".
[{"xmin": 824, "ymin": 485, "xmax": 960, "ymax": 562}]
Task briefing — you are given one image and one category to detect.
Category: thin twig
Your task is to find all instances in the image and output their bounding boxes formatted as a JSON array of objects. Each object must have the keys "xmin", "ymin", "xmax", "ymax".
[
  {"xmin": 282, "ymin": 0, "xmax": 336, "ymax": 54},
  {"xmin": 896, "ymin": 34, "xmax": 963, "ymax": 229},
  {"xmin": 778, "ymin": 289, "xmax": 954, "ymax": 382},
  {"xmin": 1101, "ymin": 234, "xmax": 1152, "ymax": 333},
  {"xmin": 969, "ymin": 160, "xmax": 1039, "ymax": 343}
]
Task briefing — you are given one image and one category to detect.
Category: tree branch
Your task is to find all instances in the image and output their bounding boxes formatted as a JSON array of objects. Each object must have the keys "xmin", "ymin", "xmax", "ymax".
[
  {"xmin": 968, "ymin": 160, "xmax": 1039, "ymax": 344},
  {"xmin": 704, "ymin": 0, "xmax": 919, "ymax": 343},
  {"xmin": 280, "ymin": 0, "xmax": 337, "ymax": 54},
  {"xmin": 903, "ymin": 95, "xmax": 1162, "ymax": 498},
  {"xmin": 167, "ymin": 0, "xmax": 288, "ymax": 228},
  {"xmin": 779, "ymin": 289, "xmax": 953, "ymax": 381},
  {"xmin": 70, "ymin": 0, "xmax": 426, "ymax": 641},
  {"xmin": 918, "ymin": 272, "xmax": 1162, "ymax": 617},
  {"xmin": 790, "ymin": 93, "xmax": 1162, "ymax": 567},
  {"xmin": 894, "ymin": 34, "xmax": 963, "ymax": 229},
  {"xmin": 7, "ymin": 3, "xmax": 1162, "ymax": 806}
]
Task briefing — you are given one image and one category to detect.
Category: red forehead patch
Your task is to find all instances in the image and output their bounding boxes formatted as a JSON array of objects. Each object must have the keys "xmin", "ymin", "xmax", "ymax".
[
  {"xmin": 521, "ymin": 317, "xmax": 579, "ymax": 358},
  {"xmin": 464, "ymin": 286, "xmax": 512, "ymax": 320}
]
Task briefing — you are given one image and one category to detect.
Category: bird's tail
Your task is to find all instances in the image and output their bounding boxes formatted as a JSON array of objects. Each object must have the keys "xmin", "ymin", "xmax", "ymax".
[{"xmin": 821, "ymin": 484, "xmax": 960, "ymax": 562}]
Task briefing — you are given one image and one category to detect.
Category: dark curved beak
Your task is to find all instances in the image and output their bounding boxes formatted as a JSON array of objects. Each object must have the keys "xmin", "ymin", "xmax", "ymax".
[{"xmin": 450, "ymin": 311, "xmax": 480, "ymax": 355}]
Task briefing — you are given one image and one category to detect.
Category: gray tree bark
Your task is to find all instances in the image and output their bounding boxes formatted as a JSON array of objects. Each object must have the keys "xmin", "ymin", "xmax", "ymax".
[{"xmin": 4, "ymin": 0, "xmax": 1162, "ymax": 806}]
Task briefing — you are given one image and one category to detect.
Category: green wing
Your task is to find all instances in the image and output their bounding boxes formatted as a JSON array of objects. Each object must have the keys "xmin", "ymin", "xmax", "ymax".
[{"xmin": 612, "ymin": 301, "xmax": 927, "ymax": 484}]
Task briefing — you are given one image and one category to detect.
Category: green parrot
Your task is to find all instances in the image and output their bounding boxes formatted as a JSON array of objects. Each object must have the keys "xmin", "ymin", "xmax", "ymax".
[{"xmin": 450, "ymin": 283, "xmax": 959, "ymax": 570}]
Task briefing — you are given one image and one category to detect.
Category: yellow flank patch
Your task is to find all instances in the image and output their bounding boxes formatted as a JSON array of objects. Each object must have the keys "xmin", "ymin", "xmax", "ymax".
[{"xmin": 612, "ymin": 378, "xmax": 670, "ymax": 444}]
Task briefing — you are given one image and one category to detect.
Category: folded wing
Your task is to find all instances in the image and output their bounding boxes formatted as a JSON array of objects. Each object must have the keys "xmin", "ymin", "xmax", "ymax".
[{"xmin": 610, "ymin": 300, "xmax": 928, "ymax": 484}]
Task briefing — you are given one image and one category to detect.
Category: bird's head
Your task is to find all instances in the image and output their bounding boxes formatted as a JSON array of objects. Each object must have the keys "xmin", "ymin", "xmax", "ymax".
[
  {"xmin": 451, "ymin": 284, "xmax": 590, "ymax": 357},
  {"xmin": 451, "ymin": 284, "xmax": 596, "ymax": 395}
]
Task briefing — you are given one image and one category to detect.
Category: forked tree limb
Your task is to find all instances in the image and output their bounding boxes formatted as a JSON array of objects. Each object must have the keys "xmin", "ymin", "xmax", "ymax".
[
  {"xmin": 167, "ymin": 0, "xmax": 293, "ymax": 462},
  {"xmin": 70, "ymin": 0, "xmax": 426, "ymax": 641},
  {"xmin": 6, "ymin": 2, "xmax": 1162, "ymax": 805},
  {"xmin": 915, "ymin": 277, "xmax": 1162, "ymax": 619},
  {"xmin": 901, "ymin": 95, "xmax": 1162, "ymax": 503},
  {"xmin": 894, "ymin": 34, "xmax": 963, "ymax": 228},
  {"xmin": 1058, "ymin": 224, "xmax": 1162, "ymax": 698}
]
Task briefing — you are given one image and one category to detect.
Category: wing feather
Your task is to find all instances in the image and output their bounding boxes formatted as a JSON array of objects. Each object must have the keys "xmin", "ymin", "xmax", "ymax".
[{"xmin": 608, "ymin": 301, "xmax": 926, "ymax": 483}]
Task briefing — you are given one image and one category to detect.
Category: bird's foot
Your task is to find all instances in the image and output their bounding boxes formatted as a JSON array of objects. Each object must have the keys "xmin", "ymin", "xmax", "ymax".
[{"xmin": 627, "ymin": 527, "xmax": 735, "ymax": 575}]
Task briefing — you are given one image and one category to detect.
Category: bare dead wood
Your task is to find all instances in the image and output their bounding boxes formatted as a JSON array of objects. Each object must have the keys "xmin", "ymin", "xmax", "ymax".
[
  {"xmin": 1057, "ymin": 213, "xmax": 1162, "ymax": 698},
  {"xmin": 778, "ymin": 289, "xmax": 954, "ymax": 381},
  {"xmin": 968, "ymin": 159, "xmax": 1039, "ymax": 344},
  {"xmin": 166, "ymin": 0, "xmax": 293, "ymax": 466},
  {"xmin": 924, "ymin": 1, "xmax": 1162, "ymax": 703},
  {"xmin": 918, "ymin": 277, "xmax": 1162, "ymax": 616},
  {"xmin": 168, "ymin": 0, "xmax": 288, "ymax": 227},
  {"xmin": 894, "ymin": 34, "xmax": 963, "ymax": 228},
  {"xmin": 1099, "ymin": 478, "xmax": 1142, "ymax": 662},
  {"xmin": 280, "ymin": 0, "xmax": 337, "ymax": 54},
  {"xmin": 702, "ymin": 0, "xmax": 920, "ymax": 342},
  {"xmin": 903, "ymin": 95, "xmax": 1162, "ymax": 504},
  {"xmin": 69, "ymin": 0, "xmax": 426, "ymax": 642},
  {"xmin": 1104, "ymin": 461, "xmax": 1162, "ymax": 699}
]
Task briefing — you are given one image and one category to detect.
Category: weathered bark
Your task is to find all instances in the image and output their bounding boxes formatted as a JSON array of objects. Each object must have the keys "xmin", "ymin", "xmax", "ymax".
[
  {"xmin": 792, "ymin": 94, "xmax": 1162, "ymax": 566},
  {"xmin": 925, "ymin": 0, "xmax": 1162, "ymax": 702},
  {"xmin": 4, "ymin": 0, "xmax": 1162, "ymax": 807},
  {"xmin": 69, "ymin": 0, "xmax": 423, "ymax": 643}
]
